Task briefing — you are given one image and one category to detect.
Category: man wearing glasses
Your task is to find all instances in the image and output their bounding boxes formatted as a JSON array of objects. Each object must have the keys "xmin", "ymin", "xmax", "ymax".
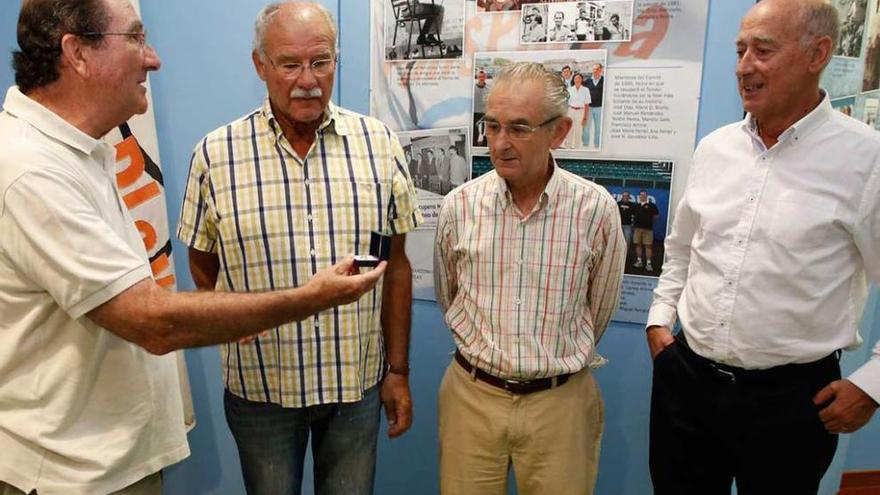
[
  {"xmin": 0, "ymin": 0, "xmax": 388, "ymax": 494},
  {"xmin": 177, "ymin": 2, "xmax": 421, "ymax": 494},
  {"xmin": 434, "ymin": 62, "xmax": 625, "ymax": 495}
]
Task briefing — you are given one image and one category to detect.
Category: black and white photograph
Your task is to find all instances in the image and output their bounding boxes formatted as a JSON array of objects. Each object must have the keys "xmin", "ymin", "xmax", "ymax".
[
  {"xmin": 384, "ymin": 0, "xmax": 465, "ymax": 61},
  {"xmin": 521, "ymin": 1, "xmax": 634, "ymax": 44},
  {"xmin": 479, "ymin": 0, "xmax": 573, "ymax": 13},
  {"xmin": 399, "ymin": 127, "xmax": 470, "ymax": 203},
  {"xmin": 520, "ymin": 4, "xmax": 549, "ymax": 42},
  {"xmin": 834, "ymin": 0, "xmax": 868, "ymax": 58},
  {"xmin": 472, "ymin": 50, "xmax": 608, "ymax": 151}
]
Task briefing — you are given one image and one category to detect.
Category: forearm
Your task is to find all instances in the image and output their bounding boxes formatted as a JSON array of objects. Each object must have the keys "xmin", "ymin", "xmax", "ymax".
[
  {"xmin": 381, "ymin": 244, "xmax": 413, "ymax": 370},
  {"xmin": 647, "ymin": 197, "xmax": 696, "ymax": 327},
  {"xmin": 589, "ymin": 210, "xmax": 626, "ymax": 340},
  {"xmin": 150, "ymin": 283, "xmax": 327, "ymax": 352},
  {"xmin": 89, "ymin": 278, "xmax": 328, "ymax": 355}
]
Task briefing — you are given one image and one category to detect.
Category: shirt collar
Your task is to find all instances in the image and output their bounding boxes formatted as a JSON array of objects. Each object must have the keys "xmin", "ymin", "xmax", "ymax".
[
  {"xmin": 741, "ymin": 90, "xmax": 831, "ymax": 147},
  {"xmin": 261, "ymin": 98, "xmax": 353, "ymax": 139},
  {"xmin": 494, "ymin": 154, "xmax": 561, "ymax": 211},
  {"xmin": 2, "ymin": 86, "xmax": 103, "ymax": 156}
]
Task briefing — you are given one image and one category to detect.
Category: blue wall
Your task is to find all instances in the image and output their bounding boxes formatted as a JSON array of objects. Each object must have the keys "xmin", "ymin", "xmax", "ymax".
[
  {"xmin": 0, "ymin": 2, "xmax": 16, "ymax": 92},
  {"xmin": 0, "ymin": 1, "xmax": 878, "ymax": 494}
]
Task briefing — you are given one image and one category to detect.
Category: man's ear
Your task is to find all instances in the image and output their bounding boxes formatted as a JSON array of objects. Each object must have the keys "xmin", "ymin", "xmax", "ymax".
[
  {"xmin": 550, "ymin": 116, "xmax": 572, "ymax": 149},
  {"xmin": 252, "ymin": 50, "xmax": 268, "ymax": 82},
  {"xmin": 59, "ymin": 33, "xmax": 90, "ymax": 78},
  {"xmin": 809, "ymin": 35, "xmax": 833, "ymax": 74}
]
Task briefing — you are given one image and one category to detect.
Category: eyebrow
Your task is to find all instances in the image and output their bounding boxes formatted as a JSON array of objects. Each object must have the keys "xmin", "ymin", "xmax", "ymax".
[
  {"xmin": 484, "ymin": 115, "xmax": 531, "ymax": 125},
  {"xmin": 274, "ymin": 52, "xmax": 333, "ymax": 63},
  {"xmin": 736, "ymin": 34, "xmax": 777, "ymax": 46}
]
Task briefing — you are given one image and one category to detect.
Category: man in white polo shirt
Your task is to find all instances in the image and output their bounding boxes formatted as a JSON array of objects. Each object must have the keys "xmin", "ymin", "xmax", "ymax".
[{"xmin": 0, "ymin": 1, "xmax": 384, "ymax": 494}]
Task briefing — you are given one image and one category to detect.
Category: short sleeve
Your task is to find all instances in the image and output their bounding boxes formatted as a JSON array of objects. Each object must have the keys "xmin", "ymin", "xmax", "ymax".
[
  {"xmin": 176, "ymin": 139, "xmax": 218, "ymax": 253},
  {"xmin": 0, "ymin": 170, "xmax": 151, "ymax": 319},
  {"xmin": 386, "ymin": 133, "xmax": 423, "ymax": 234}
]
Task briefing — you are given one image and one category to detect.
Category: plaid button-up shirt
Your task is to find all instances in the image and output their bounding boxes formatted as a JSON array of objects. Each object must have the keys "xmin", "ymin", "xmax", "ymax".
[
  {"xmin": 177, "ymin": 100, "xmax": 421, "ymax": 407},
  {"xmin": 434, "ymin": 165, "xmax": 625, "ymax": 380}
]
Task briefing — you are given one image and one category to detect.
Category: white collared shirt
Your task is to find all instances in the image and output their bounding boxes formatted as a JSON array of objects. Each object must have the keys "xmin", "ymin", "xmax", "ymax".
[
  {"xmin": 568, "ymin": 85, "xmax": 591, "ymax": 108},
  {"xmin": 0, "ymin": 87, "xmax": 189, "ymax": 494},
  {"xmin": 648, "ymin": 94, "xmax": 880, "ymax": 402}
]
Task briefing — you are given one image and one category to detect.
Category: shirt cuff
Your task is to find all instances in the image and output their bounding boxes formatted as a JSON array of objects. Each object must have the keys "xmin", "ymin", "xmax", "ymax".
[
  {"xmin": 848, "ymin": 359, "xmax": 880, "ymax": 405},
  {"xmin": 646, "ymin": 303, "xmax": 677, "ymax": 332},
  {"xmin": 67, "ymin": 264, "xmax": 153, "ymax": 320}
]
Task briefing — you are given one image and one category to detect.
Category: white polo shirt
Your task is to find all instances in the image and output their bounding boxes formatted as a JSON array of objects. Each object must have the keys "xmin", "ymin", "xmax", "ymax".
[
  {"xmin": 0, "ymin": 87, "xmax": 189, "ymax": 495},
  {"xmin": 568, "ymin": 85, "xmax": 592, "ymax": 109}
]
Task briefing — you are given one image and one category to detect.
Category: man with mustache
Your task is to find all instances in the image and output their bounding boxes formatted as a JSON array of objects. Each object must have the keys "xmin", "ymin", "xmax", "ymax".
[
  {"xmin": 177, "ymin": 2, "xmax": 421, "ymax": 493},
  {"xmin": 647, "ymin": 0, "xmax": 880, "ymax": 493}
]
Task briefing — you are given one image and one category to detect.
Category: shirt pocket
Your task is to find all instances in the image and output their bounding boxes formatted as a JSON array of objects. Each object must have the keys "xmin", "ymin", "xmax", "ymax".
[
  {"xmin": 350, "ymin": 179, "xmax": 386, "ymax": 238},
  {"xmin": 767, "ymin": 192, "xmax": 837, "ymax": 249}
]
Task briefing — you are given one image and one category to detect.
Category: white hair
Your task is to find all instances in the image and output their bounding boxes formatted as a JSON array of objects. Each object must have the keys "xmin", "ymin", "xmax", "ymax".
[
  {"xmin": 488, "ymin": 62, "xmax": 569, "ymax": 120},
  {"xmin": 253, "ymin": 1, "xmax": 338, "ymax": 58},
  {"xmin": 799, "ymin": 0, "xmax": 840, "ymax": 52}
]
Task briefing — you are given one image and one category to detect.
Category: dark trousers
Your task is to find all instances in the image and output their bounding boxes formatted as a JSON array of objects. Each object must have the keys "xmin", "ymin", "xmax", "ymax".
[{"xmin": 649, "ymin": 334, "xmax": 840, "ymax": 495}]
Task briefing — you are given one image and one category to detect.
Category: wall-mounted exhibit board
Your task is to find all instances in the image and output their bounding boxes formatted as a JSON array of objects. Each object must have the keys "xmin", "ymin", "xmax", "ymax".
[{"xmin": 371, "ymin": 0, "xmax": 709, "ymax": 324}]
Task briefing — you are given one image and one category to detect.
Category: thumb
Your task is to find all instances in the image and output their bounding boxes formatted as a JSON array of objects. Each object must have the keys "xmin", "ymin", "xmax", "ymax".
[
  {"xmin": 813, "ymin": 382, "xmax": 837, "ymax": 406},
  {"xmin": 384, "ymin": 396, "xmax": 397, "ymax": 426},
  {"xmin": 334, "ymin": 256, "xmax": 356, "ymax": 274}
]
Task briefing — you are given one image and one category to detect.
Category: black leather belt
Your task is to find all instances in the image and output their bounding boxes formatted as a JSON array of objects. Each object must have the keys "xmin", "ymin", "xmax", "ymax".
[
  {"xmin": 454, "ymin": 350, "xmax": 571, "ymax": 394},
  {"xmin": 675, "ymin": 332, "xmax": 840, "ymax": 386}
]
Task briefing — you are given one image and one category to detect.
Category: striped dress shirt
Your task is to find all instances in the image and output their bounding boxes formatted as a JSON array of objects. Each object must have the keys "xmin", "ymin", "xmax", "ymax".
[
  {"xmin": 177, "ymin": 100, "xmax": 421, "ymax": 407},
  {"xmin": 434, "ymin": 165, "xmax": 625, "ymax": 380}
]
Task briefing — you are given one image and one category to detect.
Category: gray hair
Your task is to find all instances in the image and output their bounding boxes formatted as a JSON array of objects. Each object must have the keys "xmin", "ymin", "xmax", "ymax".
[
  {"xmin": 488, "ymin": 62, "xmax": 569, "ymax": 119},
  {"xmin": 799, "ymin": 0, "xmax": 840, "ymax": 52},
  {"xmin": 253, "ymin": 1, "xmax": 338, "ymax": 58}
]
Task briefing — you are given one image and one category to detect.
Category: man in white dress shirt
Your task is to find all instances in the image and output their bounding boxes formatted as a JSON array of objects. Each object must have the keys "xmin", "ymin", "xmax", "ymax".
[{"xmin": 646, "ymin": 0, "xmax": 880, "ymax": 493}]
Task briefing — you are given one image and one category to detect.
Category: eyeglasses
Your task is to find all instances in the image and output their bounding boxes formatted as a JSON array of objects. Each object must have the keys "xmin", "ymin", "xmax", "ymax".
[
  {"xmin": 77, "ymin": 31, "xmax": 147, "ymax": 48},
  {"xmin": 268, "ymin": 57, "xmax": 336, "ymax": 79},
  {"xmin": 481, "ymin": 116, "xmax": 560, "ymax": 140}
]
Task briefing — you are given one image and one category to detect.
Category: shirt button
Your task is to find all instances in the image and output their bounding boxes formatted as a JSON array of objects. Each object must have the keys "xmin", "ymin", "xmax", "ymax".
[
  {"xmin": 310, "ymin": 249, "xmax": 316, "ymax": 257},
  {"xmin": 515, "ymin": 299, "xmax": 522, "ymax": 306},
  {"xmin": 748, "ymin": 197, "xmax": 755, "ymax": 202},
  {"xmin": 304, "ymin": 180, "xmax": 311, "ymax": 187},
  {"xmin": 308, "ymin": 214, "xmax": 313, "ymax": 222}
]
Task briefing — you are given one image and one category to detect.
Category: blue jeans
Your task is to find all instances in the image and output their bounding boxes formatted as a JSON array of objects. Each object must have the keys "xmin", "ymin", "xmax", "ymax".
[
  {"xmin": 622, "ymin": 224, "xmax": 633, "ymax": 247},
  {"xmin": 583, "ymin": 106, "xmax": 603, "ymax": 148},
  {"xmin": 224, "ymin": 387, "xmax": 380, "ymax": 495}
]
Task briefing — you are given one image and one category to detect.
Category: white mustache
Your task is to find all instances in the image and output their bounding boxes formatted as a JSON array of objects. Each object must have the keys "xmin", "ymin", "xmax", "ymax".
[{"xmin": 290, "ymin": 88, "xmax": 323, "ymax": 99}]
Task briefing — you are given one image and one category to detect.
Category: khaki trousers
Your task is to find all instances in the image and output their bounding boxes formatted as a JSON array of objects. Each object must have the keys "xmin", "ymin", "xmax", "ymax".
[
  {"xmin": 0, "ymin": 471, "xmax": 161, "ymax": 495},
  {"xmin": 438, "ymin": 359, "xmax": 604, "ymax": 495}
]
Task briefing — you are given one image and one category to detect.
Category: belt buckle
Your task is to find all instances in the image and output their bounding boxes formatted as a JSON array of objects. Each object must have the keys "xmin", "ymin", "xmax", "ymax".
[
  {"xmin": 503, "ymin": 378, "xmax": 523, "ymax": 391},
  {"xmin": 713, "ymin": 365, "xmax": 737, "ymax": 384}
]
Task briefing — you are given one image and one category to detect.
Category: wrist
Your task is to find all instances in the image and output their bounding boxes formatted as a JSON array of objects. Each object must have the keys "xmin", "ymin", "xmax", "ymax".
[{"xmin": 387, "ymin": 362, "xmax": 410, "ymax": 376}]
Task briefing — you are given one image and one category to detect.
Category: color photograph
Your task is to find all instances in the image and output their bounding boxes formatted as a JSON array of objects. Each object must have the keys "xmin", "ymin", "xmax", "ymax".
[{"xmin": 472, "ymin": 50, "xmax": 608, "ymax": 151}]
